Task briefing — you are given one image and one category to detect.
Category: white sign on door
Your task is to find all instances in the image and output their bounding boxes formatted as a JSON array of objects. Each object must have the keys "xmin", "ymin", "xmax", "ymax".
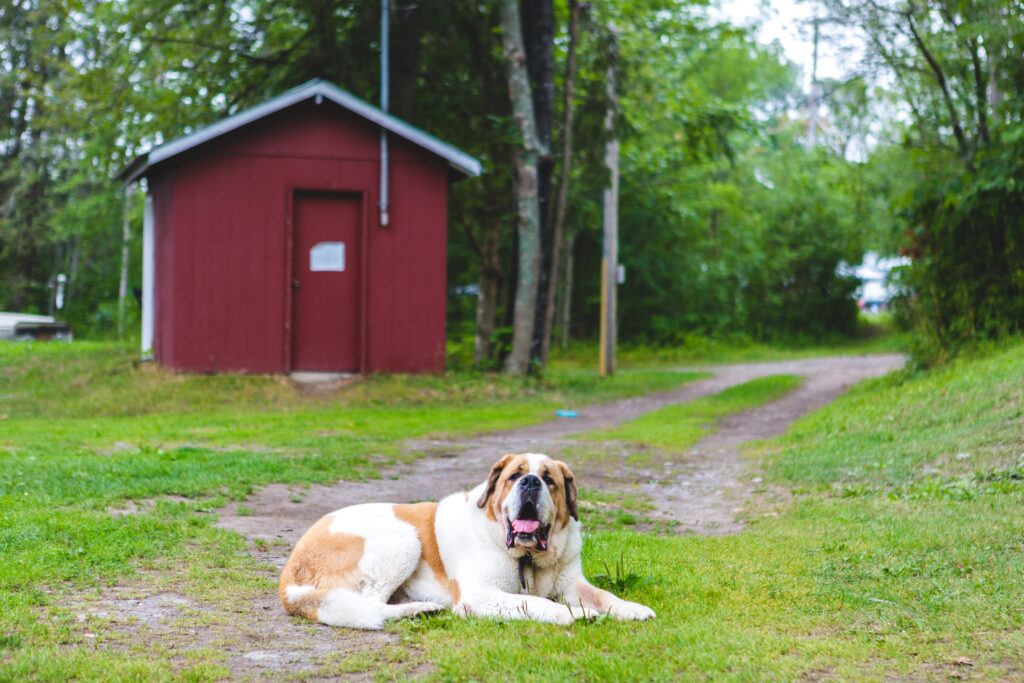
[{"xmin": 310, "ymin": 242, "xmax": 346, "ymax": 272}]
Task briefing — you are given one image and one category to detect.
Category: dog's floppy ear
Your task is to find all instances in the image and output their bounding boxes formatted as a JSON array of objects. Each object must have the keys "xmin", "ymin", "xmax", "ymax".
[
  {"xmin": 477, "ymin": 454, "xmax": 515, "ymax": 509},
  {"xmin": 557, "ymin": 461, "xmax": 579, "ymax": 521}
]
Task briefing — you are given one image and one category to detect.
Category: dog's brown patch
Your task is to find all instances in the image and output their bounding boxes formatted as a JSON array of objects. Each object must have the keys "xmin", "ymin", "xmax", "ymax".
[
  {"xmin": 393, "ymin": 502, "xmax": 460, "ymax": 604},
  {"xmin": 278, "ymin": 515, "xmax": 365, "ymax": 619},
  {"xmin": 574, "ymin": 580, "xmax": 611, "ymax": 611},
  {"xmin": 540, "ymin": 460, "xmax": 578, "ymax": 525},
  {"xmin": 478, "ymin": 454, "xmax": 530, "ymax": 522}
]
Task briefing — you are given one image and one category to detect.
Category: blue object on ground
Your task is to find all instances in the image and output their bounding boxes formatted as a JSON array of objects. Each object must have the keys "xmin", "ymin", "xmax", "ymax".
[{"xmin": 555, "ymin": 410, "xmax": 579, "ymax": 418}]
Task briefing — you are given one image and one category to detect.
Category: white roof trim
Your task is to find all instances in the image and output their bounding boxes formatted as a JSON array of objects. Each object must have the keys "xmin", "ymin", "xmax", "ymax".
[{"xmin": 124, "ymin": 80, "xmax": 482, "ymax": 183}]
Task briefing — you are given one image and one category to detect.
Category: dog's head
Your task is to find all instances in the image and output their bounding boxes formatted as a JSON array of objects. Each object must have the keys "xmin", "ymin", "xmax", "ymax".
[{"xmin": 476, "ymin": 453, "xmax": 578, "ymax": 556}]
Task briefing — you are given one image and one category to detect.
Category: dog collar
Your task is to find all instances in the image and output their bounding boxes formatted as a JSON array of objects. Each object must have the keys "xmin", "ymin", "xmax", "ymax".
[{"xmin": 518, "ymin": 555, "xmax": 533, "ymax": 590}]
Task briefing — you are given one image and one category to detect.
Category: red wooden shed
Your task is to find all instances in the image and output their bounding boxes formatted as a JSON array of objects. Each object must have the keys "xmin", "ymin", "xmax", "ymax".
[{"xmin": 121, "ymin": 80, "xmax": 481, "ymax": 375}]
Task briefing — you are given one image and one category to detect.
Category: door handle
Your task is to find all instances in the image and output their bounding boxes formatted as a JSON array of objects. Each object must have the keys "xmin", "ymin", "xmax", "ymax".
[{"xmin": 292, "ymin": 279, "xmax": 300, "ymax": 289}]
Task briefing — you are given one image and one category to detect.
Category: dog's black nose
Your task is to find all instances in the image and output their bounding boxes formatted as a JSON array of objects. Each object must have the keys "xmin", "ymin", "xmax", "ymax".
[{"xmin": 519, "ymin": 474, "xmax": 542, "ymax": 492}]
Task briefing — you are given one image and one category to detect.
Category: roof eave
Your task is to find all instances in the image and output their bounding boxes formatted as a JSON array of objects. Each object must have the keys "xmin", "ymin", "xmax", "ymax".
[
  {"xmin": 118, "ymin": 79, "xmax": 482, "ymax": 185},
  {"xmin": 117, "ymin": 153, "xmax": 150, "ymax": 186}
]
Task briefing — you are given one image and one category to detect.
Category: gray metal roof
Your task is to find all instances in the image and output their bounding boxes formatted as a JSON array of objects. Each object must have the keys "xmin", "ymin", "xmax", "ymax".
[{"xmin": 120, "ymin": 79, "xmax": 483, "ymax": 184}]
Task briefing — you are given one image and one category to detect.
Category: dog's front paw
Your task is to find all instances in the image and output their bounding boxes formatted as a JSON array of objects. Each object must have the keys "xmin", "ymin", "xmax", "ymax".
[
  {"xmin": 552, "ymin": 606, "xmax": 606, "ymax": 626},
  {"xmin": 420, "ymin": 602, "xmax": 447, "ymax": 613},
  {"xmin": 608, "ymin": 600, "xmax": 655, "ymax": 621},
  {"xmin": 548, "ymin": 606, "xmax": 577, "ymax": 626},
  {"xmin": 571, "ymin": 606, "xmax": 603, "ymax": 621}
]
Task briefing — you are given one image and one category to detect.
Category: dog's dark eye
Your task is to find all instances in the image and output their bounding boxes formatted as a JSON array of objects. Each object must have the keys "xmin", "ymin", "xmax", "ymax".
[
  {"xmin": 508, "ymin": 472, "xmax": 522, "ymax": 482},
  {"xmin": 543, "ymin": 474, "xmax": 555, "ymax": 486}
]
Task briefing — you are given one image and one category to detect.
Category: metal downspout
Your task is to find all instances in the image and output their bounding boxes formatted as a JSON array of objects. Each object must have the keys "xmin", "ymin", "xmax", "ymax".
[{"xmin": 379, "ymin": 0, "xmax": 390, "ymax": 227}]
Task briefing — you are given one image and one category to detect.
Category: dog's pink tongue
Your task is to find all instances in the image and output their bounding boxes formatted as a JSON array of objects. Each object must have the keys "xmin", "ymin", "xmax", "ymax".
[{"xmin": 512, "ymin": 519, "xmax": 540, "ymax": 534}]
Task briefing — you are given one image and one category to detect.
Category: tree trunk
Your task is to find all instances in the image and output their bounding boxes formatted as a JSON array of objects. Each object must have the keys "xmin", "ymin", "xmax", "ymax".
[
  {"xmin": 473, "ymin": 218, "xmax": 502, "ymax": 363},
  {"xmin": 67, "ymin": 238, "xmax": 81, "ymax": 312},
  {"xmin": 523, "ymin": 0, "xmax": 556, "ymax": 367},
  {"xmin": 500, "ymin": 0, "xmax": 546, "ymax": 375},
  {"xmin": 539, "ymin": 0, "xmax": 580, "ymax": 365},
  {"xmin": 503, "ymin": 226, "xmax": 518, "ymax": 331},
  {"xmin": 967, "ymin": 36, "xmax": 990, "ymax": 145},
  {"xmin": 988, "ymin": 55, "xmax": 1002, "ymax": 119},
  {"xmin": 557, "ymin": 230, "xmax": 576, "ymax": 349}
]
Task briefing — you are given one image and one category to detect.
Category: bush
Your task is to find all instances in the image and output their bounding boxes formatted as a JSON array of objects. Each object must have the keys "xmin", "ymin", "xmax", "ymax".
[{"xmin": 901, "ymin": 130, "xmax": 1024, "ymax": 363}]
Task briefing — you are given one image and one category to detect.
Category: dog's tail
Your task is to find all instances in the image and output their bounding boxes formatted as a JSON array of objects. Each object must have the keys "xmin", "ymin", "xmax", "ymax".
[
  {"xmin": 277, "ymin": 554, "xmax": 382, "ymax": 629},
  {"xmin": 279, "ymin": 582, "xmax": 382, "ymax": 629},
  {"xmin": 278, "ymin": 513, "xmax": 387, "ymax": 628},
  {"xmin": 281, "ymin": 557, "xmax": 441, "ymax": 630},
  {"xmin": 280, "ymin": 581, "xmax": 441, "ymax": 630}
]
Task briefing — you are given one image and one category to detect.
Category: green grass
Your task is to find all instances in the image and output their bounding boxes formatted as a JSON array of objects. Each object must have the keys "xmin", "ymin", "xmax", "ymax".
[
  {"xmin": 403, "ymin": 495, "xmax": 1023, "ymax": 680},
  {"xmin": 402, "ymin": 343, "xmax": 1024, "ymax": 680},
  {"xmin": 4, "ymin": 340, "xmax": 1024, "ymax": 680},
  {"xmin": 765, "ymin": 347, "xmax": 1024, "ymax": 486},
  {"xmin": 0, "ymin": 341, "xmax": 704, "ymax": 420},
  {"xmin": 0, "ymin": 341, "xmax": 704, "ymax": 680},
  {"xmin": 575, "ymin": 489, "xmax": 671, "ymax": 533},
  {"xmin": 588, "ymin": 374, "xmax": 803, "ymax": 451}
]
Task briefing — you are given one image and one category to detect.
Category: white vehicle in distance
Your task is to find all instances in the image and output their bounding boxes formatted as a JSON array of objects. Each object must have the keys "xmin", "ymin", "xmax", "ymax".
[{"xmin": 0, "ymin": 312, "xmax": 73, "ymax": 342}]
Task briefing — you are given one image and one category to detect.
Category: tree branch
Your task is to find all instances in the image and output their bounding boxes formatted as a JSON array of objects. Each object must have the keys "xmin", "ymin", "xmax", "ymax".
[
  {"xmin": 967, "ymin": 36, "xmax": 990, "ymax": 145},
  {"xmin": 861, "ymin": 30, "xmax": 935, "ymax": 146},
  {"xmin": 144, "ymin": 35, "xmax": 280, "ymax": 65},
  {"xmin": 904, "ymin": 8, "xmax": 970, "ymax": 158}
]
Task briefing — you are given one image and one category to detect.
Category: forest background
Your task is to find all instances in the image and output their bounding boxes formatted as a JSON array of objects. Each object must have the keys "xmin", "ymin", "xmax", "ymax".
[{"xmin": 1, "ymin": 0, "xmax": 1021, "ymax": 370}]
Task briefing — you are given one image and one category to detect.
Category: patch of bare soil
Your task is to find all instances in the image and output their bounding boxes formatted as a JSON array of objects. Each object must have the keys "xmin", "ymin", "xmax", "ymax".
[
  {"xmin": 67, "ymin": 575, "xmax": 407, "ymax": 682},
  {"xmin": 82, "ymin": 354, "xmax": 902, "ymax": 681}
]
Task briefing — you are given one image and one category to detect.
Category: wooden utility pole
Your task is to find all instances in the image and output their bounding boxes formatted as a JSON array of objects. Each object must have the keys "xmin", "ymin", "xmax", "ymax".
[{"xmin": 599, "ymin": 23, "xmax": 620, "ymax": 377}]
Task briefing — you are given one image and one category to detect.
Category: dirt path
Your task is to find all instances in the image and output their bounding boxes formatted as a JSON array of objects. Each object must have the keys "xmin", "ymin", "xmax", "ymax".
[
  {"xmin": 81, "ymin": 354, "xmax": 902, "ymax": 680},
  {"xmin": 218, "ymin": 354, "xmax": 904, "ymax": 548},
  {"xmin": 637, "ymin": 354, "xmax": 905, "ymax": 533}
]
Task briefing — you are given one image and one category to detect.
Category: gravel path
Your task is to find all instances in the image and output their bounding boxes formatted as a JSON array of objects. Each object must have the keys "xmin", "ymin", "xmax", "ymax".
[{"xmin": 218, "ymin": 354, "xmax": 904, "ymax": 548}]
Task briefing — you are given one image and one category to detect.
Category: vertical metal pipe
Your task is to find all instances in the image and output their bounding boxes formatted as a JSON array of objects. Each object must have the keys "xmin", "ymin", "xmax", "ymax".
[{"xmin": 379, "ymin": 0, "xmax": 390, "ymax": 227}]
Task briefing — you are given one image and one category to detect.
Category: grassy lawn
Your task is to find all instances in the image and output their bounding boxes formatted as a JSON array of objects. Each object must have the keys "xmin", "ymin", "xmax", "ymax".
[
  {"xmin": 401, "ymin": 344, "xmax": 1024, "ymax": 680},
  {"xmin": 0, "ymin": 342, "xmax": 703, "ymax": 680},
  {"xmin": 3, "ymin": 340, "xmax": 1022, "ymax": 680}
]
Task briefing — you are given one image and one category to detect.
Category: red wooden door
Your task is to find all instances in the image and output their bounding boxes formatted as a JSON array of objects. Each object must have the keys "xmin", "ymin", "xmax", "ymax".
[{"xmin": 291, "ymin": 192, "xmax": 361, "ymax": 371}]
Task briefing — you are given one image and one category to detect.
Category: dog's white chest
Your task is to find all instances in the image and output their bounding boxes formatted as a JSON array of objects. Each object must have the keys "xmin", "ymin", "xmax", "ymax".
[{"xmin": 514, "ymin": 559, "xmax": 560, "ymax": 598}]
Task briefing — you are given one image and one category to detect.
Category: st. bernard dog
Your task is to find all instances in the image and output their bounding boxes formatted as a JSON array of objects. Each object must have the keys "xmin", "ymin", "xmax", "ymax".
[{"xmin": 279, "ymin": 453, "xmax": 655, "ymax": 629}]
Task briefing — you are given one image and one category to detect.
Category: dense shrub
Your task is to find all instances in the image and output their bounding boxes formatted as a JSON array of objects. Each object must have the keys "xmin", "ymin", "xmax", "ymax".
[{"xmin": 901, "ymin": 131, "xmax": 1024, "ymax": 360}]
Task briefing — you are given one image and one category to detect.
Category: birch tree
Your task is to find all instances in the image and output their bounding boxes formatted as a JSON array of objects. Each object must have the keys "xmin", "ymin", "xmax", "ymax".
[{"xmin": 499, "ymin": 0, "xmax": 546, "ymax": 375}]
